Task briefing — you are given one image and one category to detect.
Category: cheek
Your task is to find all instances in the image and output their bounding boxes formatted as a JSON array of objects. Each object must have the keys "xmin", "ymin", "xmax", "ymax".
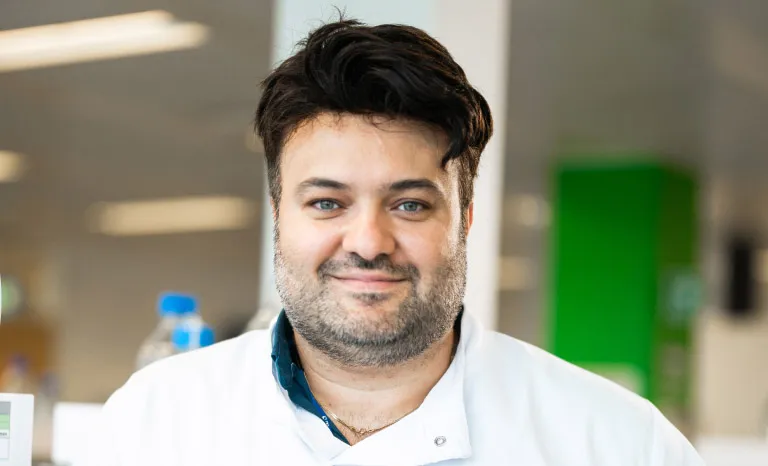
[
  {"xmin": 396, "ymin": 225, "xmax": 453, "ymax": 276},
  {"xmin": 278, "ymin": 212, "xmax": 341, "ymax": 269}
]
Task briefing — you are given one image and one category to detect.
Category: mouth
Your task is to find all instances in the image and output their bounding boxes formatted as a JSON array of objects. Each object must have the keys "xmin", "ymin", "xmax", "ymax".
[{"xmin": 330, "ymin": 274, "xmax": 408, "ymax": 292}]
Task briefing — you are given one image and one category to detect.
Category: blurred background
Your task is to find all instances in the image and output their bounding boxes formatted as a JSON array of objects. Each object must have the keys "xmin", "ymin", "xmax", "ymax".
[{"xmin": 1, "ymin": 0, "xmax": 767, "ymax": 464}]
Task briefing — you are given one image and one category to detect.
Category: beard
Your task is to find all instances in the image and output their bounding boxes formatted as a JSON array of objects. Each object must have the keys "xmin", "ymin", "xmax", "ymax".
[{"xmin": 274, "ymin": 236, "xmax": 467, "ymax": 368}]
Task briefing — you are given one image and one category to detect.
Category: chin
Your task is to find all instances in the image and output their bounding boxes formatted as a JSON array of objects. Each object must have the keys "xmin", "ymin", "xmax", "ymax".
[
  {"xmin": 337, "ymin": 295, "xmax": 403, "ymax": 322},
  {"xmin": 340, "ymin": 291, "xmax": 402, "ymax": 309}
]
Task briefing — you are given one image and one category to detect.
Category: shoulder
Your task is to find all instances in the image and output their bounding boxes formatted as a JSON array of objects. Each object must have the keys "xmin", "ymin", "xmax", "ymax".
[
  {"xmin": 87, "ymin": 330, "xmax": 278, "ymax": 465},
  {"xmin": 106, "ymin": 329, "xmax": 273, "ymax": 414},
  {"xmin": 465, "ymin": 330, "xmax": 702, "ymax": 464},
  {"xmin": 468, "ymin": 330, "xmax": 653, "ymax": 422},
  {"xmin": 484, "ymin": 331, "xmax": 648, "ymax": 408}
]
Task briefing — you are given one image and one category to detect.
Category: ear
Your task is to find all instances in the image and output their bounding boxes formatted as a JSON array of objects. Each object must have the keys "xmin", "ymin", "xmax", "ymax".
[{"xmin": 464, "ymin": 202, "xmax": 474, "ymax": 237}]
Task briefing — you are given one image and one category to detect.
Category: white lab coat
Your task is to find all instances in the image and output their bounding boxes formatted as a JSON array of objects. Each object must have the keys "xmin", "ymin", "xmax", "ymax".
[{"xmin": 84, "ymin": 312, "xmax": 704, "ymax": 465}]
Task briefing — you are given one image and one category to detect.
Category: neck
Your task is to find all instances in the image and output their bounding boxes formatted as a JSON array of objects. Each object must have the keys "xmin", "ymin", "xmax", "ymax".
[{"xmin": 295, "ymin": 328, "xmax": 456, "ymax": 444}]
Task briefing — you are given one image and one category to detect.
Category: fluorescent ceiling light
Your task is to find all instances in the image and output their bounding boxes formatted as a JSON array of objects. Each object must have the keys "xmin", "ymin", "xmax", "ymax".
[
  {"xmin": 89, "ymin": 196, "xmax": 255, "ymax": 236},
  {"xmin": 0, "ymin": 10, "xmax": 209, "ymax": 73},
  {"xmin": 0, "ymin": 150, "xmax": 26, "ymax": 182}
]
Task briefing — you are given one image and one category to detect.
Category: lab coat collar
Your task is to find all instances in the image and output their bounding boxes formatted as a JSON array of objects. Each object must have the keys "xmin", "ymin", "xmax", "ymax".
[{"xmin": 267, "ymin": 311, "xmax": 476, "ymax": 465}]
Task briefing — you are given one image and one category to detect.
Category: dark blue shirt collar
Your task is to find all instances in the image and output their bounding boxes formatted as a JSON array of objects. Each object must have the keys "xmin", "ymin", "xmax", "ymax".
[
  {"xmin": 270, "ymin": 310, "xmax": 299, "ymax": 389},
  {"xmin": 271, "ymin": 311, "xmax": 349, "ymax": 443}
]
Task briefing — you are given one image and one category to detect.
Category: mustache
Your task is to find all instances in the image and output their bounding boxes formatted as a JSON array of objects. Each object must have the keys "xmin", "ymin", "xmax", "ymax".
[{"xmin": 318, "ymin": 254, "xmax": 420, "ymax": 280}]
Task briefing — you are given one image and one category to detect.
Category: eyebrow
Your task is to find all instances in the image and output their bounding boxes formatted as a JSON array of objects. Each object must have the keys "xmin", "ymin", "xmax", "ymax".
[
  {"xmin": 296, "ymin": 178, "xmax": 350, "ymax": 196},
  {"xmin": 388, "ymin": 178, "xmax": 442, "ymax": 196},
  {"xmin": 295, "ymin": 177, "xmax": 443, "ymax": 197}
]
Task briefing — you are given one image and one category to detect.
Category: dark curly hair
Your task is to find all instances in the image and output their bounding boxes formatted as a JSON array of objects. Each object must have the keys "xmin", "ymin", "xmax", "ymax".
[{"xmin": 255, "ymin": 19, "xmax": 493, "ymax": 212}]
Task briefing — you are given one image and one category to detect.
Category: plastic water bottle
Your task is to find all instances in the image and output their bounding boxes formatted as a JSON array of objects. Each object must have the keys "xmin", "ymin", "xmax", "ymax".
[
  {"xmin": 171, "ymin": 321, "xmax": 215, "ymax": 354},
  {"xmin": 135, "ymin": 293, "xmax": 197, "ymax": 370}
]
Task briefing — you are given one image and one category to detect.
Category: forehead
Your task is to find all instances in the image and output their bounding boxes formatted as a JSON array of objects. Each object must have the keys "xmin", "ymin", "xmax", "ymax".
[{"xmin": 280, "ymin": 113, "xmax": 454, "ymax": 188}]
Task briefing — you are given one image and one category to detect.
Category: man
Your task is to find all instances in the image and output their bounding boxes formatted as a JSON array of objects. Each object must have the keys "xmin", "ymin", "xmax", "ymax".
[{"xmin": 86, "ymin": 19, "xmax": 704, "ymax": 465}]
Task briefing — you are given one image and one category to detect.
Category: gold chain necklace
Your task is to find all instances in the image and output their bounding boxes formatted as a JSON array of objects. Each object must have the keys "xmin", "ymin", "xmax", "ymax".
[
  {"xmin": 306, "ymin": 382, "xmax": 416, "ymax": 438},
  {"xmin": 325, "ymin": 407, "xmax": 415, "ymax": 437},
  {"xmin": 307, "ymin": 330, "xmax": 460, "ymax": 438}
]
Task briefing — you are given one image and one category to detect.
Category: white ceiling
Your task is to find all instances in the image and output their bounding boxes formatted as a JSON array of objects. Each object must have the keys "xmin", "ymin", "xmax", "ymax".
[
  {"xmin": 1, "ymin": 0, "xmax": 768, "ymax": 243},
  {"xmin": 0, "ymin": 0, "xmax": 273, "ymax": 240},
  {"xmin": 502, "ymin": 0, "xmax": 768, "ymax": 236}
]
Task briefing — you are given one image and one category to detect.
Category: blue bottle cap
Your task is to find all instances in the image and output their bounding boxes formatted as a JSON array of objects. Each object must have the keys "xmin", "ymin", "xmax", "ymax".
[{"xmin": 158, "ymin": 293, "xmax": 198, "ymax": 316}]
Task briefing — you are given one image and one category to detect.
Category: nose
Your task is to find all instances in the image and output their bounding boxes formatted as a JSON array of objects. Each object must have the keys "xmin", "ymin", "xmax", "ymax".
[{"xmin": 341, "ymin": 207, "xmax": 396, "ymax": 261}]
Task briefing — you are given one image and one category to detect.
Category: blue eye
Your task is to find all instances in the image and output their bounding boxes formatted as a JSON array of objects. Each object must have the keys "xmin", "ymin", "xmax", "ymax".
[
  {"xmin": 398, "ymin": 201, "xmax": 424, "ymax": 212},
  {"xmin": 313, "ymin": 200, "xmax": 340, "ymax": 211}
]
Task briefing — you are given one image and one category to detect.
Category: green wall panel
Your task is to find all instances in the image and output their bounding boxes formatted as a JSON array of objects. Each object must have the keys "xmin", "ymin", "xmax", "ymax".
[{"xmin": 549, "ymin": 159, "xmax": 698, "ymax": 429}]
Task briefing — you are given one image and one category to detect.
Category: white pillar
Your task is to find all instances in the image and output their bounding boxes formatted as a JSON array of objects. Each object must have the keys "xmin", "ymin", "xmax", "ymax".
[
  {"xmin": 257, "ymin": 0, "xmax": 510, "ymax": 330},
  {"xmin": 432, "ymin": 1, "xmax": 510, "ymax": 330}
]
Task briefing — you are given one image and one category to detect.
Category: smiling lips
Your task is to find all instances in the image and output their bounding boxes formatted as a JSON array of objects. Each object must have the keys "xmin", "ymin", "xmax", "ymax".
[{"xmin": 331, "ymin": 273, "xmax": 408, "ymax": 292}]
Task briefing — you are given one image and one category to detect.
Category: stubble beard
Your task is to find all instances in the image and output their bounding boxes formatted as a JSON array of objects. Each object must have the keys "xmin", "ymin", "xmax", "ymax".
[{"xmin": 274, "ymin": 234, "xmax": 467, "ymax": 368}]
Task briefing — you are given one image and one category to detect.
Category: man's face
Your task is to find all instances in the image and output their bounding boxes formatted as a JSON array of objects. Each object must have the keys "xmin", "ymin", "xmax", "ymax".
[{"xmin": 274, "ymin": 113, "xmax": 471, "ymax": 367}]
